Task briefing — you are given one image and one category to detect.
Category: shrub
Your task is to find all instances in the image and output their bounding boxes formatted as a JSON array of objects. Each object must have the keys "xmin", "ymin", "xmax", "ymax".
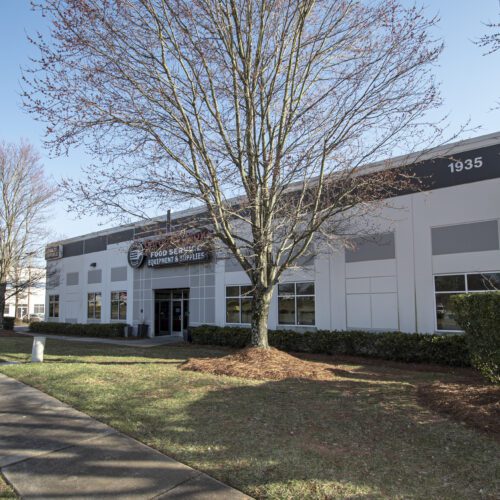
[
  {"xmin": 190, "ymin": 325, "xmax": 470, "ymax": 367},
  {"xmin": 451, "ymin": 293, "xmax": 500, "ymax": 384},
  {"xmin": 29, "ymin": 321, "xmax": 128, "ymax": 338},
  {"xmin": 2, "ymin": 317, "xmax": 15, "ymax": 330}
]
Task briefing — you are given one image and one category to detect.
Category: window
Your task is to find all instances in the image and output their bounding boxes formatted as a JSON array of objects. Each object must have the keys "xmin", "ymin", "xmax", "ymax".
[
  {"xmin": 225, "ymin": 286, "xmax": 253, "ymax": 324},
  {"xmin": 278, "ymin": 282, "xmax": 315, "ymax": 326},
  {"xmin": 111, "ymin": 291, "xmax": 127, "ymax": 320},
  {"xmin": 48, "ymin": 295, "xmax": 59, "ymax": 318},
  {"xmin": 434, "ymin": 272, "xmax": 500, "ymax": 331},
  {"xmin": 87, "ymin": 292, "xmax": 102, "ymax": 320},
  {"xmin": 34, "ymin": 304, "xmax": 45, "ymax": 315}
]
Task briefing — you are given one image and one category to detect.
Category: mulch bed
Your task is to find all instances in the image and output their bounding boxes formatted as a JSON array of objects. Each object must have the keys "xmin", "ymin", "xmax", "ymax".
[
  {"xmin": 182, "ymin": 346, "xmax": 500, "ymax": 440},
  {"xmin": 418, "ymin": 381, "xmax": 500, "ymax": 440},
  {"xmin": 180, "ymin": 346, "xmax": 341, "ymax": 381}
]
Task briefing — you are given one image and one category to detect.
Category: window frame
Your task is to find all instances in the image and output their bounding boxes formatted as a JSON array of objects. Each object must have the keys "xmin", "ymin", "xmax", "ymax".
[
  {"xmin": 278, "ymin": 281, "xmax": 316, "ymax": 327},
  {"xmin": 48, "ymin": 295, "xmax": 59, "ymax": 318},
  {"xmin": 33, "ymin": 304, "xmax": 45, "ymax": 315},
  {"xmin": 434, "ymin": 271, "xmax": 500, "ymax": 332},
  {"xmin": 87, "ymin": 292, "xmax": 102, "ymax": 320},
  {"xmin": 225, "ymin": 285, "xmax": 253, "ymax": 325},
  {"xmin": 110, "ymin": 291, "xmax": 127, "ymax": 321}
]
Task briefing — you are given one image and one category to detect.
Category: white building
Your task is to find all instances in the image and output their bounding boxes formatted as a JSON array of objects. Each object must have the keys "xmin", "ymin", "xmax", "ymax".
[
  {"xmin": 44, "ymin": 132, "xmax": 500, "ymax": 336},
  {"xmin": 5, "ymin": 268, "xmax": 46, "ymax": 320}
]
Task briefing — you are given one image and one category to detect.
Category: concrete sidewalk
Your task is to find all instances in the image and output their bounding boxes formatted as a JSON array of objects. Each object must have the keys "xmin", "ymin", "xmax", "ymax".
[
  {"xmin": 17, "ymin": 330, "xmax": 184, "ymax": 348},
  {"xmin": 0, "ymin": 374, "xmax": 249, "ymax": 499}
]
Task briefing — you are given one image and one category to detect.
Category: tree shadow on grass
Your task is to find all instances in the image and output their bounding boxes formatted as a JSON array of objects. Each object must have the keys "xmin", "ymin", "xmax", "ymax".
[
  {"xmin": 163, "ymin": 377, "xmax": 499, "ymax": 499},
  {"xmin": 2, "ymin": 360, "xmax": 499, "ymax": 499}
]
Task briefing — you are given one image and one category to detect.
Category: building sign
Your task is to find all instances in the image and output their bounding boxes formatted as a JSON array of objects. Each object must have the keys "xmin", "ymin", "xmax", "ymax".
[
  {"xmin": 127, "ymin": 230, "xmax": 212, "ymax": 269},
  {"xmin": 127, "ymin": 241, "xmax": 146, "ymax": 269},
  {"xmin": 45, "ymin": 244, "xmax": 62, "ymax": 260},
  {"xmin": 394, "ymin": 143, "xmax": 500, "ymax": 196}
]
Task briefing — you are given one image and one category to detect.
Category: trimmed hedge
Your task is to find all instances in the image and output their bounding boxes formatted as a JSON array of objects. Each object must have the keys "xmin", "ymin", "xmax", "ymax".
[
  {"xmin": 2, "ymin": 317, "xmax": 14, "ymax": 330},
  {"xmin": 190, "ymin": 325, "xmax": 470, "ymax": 367},
  {"xmin": 452, "ymin": 293, "xmax": 500, "ymax": 384},
  {"xmin": 29, "ymin": 321, "xmax": 128, "ymax": 338}
]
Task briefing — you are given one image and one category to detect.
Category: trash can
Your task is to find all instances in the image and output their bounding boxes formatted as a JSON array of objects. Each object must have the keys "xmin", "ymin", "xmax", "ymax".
[
  {"xmin": 137, "ymin": 323, "xmax": 149, "ymax": 338},
  {"xmin": 123, "ymin": 325, "xmax": 133, "ymax": 338},
  {"xmin": 183, "ymin": 328, "xmax": 192, "ymax": 343}
]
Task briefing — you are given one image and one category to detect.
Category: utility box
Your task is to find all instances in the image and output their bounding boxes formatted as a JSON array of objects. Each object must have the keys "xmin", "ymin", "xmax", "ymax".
[{"xmin": 31, "ymin": 336, "xmax": 46, "ymax": 363}]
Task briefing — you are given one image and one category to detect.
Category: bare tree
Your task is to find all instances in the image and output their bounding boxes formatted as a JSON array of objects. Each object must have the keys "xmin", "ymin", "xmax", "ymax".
[
  {"xmin": 0, "ymin": 141, "xmax": 55, "ymax": 328},
  {"xmin": 477, "ymin": 1, "xmax": 500, "ymax": 54},
  {"xmin": 477, "ymin": 1, "xmax": 499, "ymax": 108},
  {"xmin": 25, "ymin": 0, "xmax": 443, "ymax": 347}
]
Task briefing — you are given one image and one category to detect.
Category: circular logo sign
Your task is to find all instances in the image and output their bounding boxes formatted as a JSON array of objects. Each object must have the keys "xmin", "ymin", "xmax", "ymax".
[{"xmin": 128, "ymin": 241, "xmax": 145, "ymax": 269}]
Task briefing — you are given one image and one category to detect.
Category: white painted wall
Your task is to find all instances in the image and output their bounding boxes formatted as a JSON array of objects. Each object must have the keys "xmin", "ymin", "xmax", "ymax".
[
  {"xmin": 46, "ymin": 177, "xmax": 500, "ymax": 334},
  {"xmin": 45, "ymin": 242, "xmax": 132, "ymax": 324}
]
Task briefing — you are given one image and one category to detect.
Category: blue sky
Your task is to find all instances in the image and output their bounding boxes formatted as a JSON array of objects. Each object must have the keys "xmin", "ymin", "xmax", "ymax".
[{"xmin": 0, "ymin": 1, "xmax": 499, "ymax": 242}]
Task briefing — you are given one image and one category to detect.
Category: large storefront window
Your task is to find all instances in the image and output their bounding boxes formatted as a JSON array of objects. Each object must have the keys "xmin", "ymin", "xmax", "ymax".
[
  {"xmin": 226, "ymin": 286, "xmax": 253, "ymax": 324},
  {"xmin": 278, "ymin": 282, "xmax": 315, "ymax": 326},
  {"xmin": 111, "ymin": 291, "xmax": 127, "ymax": 320},
  {"xmin": 434, "ymin": 272, "xmax": 500, "ymax": 331},
  {"xmin": 48, "ymin": 295, "xmax": 59, "ymax": 318},
  {"xmin": 87, "ymin": 292, "xmax": 102, "ymax": 320}
]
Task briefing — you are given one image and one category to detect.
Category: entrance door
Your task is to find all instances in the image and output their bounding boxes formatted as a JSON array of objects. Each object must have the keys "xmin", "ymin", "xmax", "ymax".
[
  {"xmin": 154, "ymin": 289, "xmax": 189, "ymax": 336},
  {"xmin": 155, "ymin": 298, "xmax": 171, "ymax": 336},
  {"xmin": 17, "ymin": 305, "xmax": 28, "ymax": 320},
  {"xmin": 172, "ymin": 300, "xmax": 183, "ymax": 334},
  {"xmin": 158, "ymin": 300, "xmax": 170, "ymax": 335}
]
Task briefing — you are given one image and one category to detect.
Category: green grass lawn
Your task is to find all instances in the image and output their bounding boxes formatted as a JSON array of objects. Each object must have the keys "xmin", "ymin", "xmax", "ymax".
[{"xmin": 0, "ymin": 335, "xmax": 498, "ymax": 499}]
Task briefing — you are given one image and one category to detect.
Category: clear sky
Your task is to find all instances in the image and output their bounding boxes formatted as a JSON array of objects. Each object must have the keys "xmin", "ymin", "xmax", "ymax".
[{"xmin": 0, "ymin": 0, "xmax": 499, "ymax": 242}]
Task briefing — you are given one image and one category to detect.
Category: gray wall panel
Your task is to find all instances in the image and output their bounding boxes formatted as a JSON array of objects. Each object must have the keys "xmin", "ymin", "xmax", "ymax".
[
  {"xmin": 108, "ymin": 229, "xmax": 134, "ymax": 245},
  {"xmin": 345, "ymin": 233, "xmax": 396, "ymax": 263},
  {"xmin": 87, "ymin": 269, "xmax": 102, "ymax": 284},
  {"xmin": 111, "ymin": 266, "xmax": 128, "ymax": 282},
  {"xmin": 431, "ymin": 220, "xmax": 499, "ymax": 255},
  {"xmin": 66, "ymin": 272, "xmax": 79, "ymax": 286},
  {"xmin": 63, "ymin": 241, "xmax": 84, "ymax": 257},
  {"xmin": 204, "ymin": 299, "xmax": 215, "ymax": 323},
  {"xmin": 84, "ymin": 236, "xmax": 107, "ymax": 254}
]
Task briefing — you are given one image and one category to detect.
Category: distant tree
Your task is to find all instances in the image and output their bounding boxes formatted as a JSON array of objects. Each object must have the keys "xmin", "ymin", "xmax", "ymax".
[
  {"xmin": 477, "ymin": 2, "xmax": 500, "ymax": 108},
  {"xmin": 0, "ymin": 141, "xmax": 55, "ymax": 327},
  {"xmin": 26, "ymin": 0, "xmax": 443, "ymax": 348},
  {"xmin": 477, "ymin": 2, "xmax": 500, "ymax": 54}
]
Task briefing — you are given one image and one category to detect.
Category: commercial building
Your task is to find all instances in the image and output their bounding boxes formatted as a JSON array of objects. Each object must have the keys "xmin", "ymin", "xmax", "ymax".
[{"xmin": 44, "ymin": 132, "xmax": 500, "ymax": 336}]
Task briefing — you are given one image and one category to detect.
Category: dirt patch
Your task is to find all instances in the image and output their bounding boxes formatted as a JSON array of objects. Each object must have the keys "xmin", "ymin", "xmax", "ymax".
[
  {"xmin": 418, "ymin": 381, "xmax": 500, "ymax": 440},
  {"xmin": 180, "ymin": 346, "xmax": 342, "ymax": 381}
]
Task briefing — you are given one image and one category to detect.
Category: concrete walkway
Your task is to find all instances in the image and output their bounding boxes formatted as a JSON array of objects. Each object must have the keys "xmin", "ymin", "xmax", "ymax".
[
  {"xmin": 0, "ymin": 374, "xmax": 249, "ymax": 499},
  {"xmin": 17, "ymin": 330, "xmax": 184, "ymax": 348}
]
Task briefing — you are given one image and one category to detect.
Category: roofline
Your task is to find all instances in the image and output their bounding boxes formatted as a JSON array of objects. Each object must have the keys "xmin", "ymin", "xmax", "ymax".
[
  {"xmin": 356, "ymin": 130, "xmax": 500, "ymax": 176},
  {"xmin": 48, "ymin": 130, "xmax": 500, "ymax": 247}
]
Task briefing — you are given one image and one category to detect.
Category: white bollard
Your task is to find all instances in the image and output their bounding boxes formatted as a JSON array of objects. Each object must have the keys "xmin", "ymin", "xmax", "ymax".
[{"xmin": 31, "ymin": 336, "xmax": 46, "ymax": 363}]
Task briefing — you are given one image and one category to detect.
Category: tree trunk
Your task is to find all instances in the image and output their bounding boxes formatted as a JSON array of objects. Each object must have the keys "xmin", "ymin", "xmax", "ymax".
[
  {"xmin": 250, "ymin": 287, "xmax": 272, "ymax": 348},
  {"xmin": 0, "ymin": 282, "xmax": 6, "ymax": 330}
]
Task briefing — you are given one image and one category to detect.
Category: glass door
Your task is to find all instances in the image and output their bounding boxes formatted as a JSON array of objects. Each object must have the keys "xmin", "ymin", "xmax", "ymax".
[
  {"xmin": 155, "ymin": 299, "xmax": 171, "ymax": 336},
  {"xmin": 172, "ymin": 300, "xmax": 183, "ymax": 334},
  {"xmin": 155, "ymin": 289, "xmax": 189, "ymax": 336}
]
